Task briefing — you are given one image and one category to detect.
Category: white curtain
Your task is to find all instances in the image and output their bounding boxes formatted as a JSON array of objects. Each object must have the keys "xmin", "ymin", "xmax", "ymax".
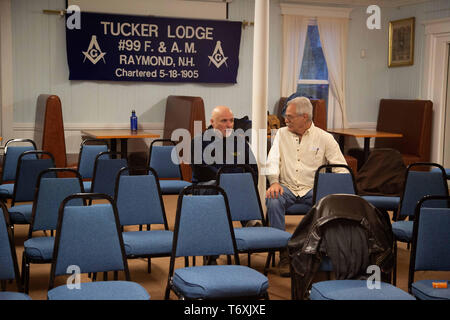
[
  {"xmin": 317, "ymin": 17, "xmax": 349, "ymax": 128},
  {"xmin": 280, "ymin": 15, "xmax": 308, "ymax": 98}
]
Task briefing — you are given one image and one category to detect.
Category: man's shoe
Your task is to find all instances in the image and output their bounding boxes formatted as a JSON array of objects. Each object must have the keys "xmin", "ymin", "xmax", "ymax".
[{"xmin": 278, "ymin": 249, "xmax": 291, "ymax": 277}]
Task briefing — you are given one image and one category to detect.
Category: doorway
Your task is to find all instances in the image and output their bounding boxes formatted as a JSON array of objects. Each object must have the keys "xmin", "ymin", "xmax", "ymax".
[{"xmin": 445, "ymin": 45, "xmax": 450, "ymax": 168}]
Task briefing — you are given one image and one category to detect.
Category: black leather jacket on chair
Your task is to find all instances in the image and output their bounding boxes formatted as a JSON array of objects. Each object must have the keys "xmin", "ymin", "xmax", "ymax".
[{"xmin": 288, "ymin": 194, "xmax": 394, "ymax": 300}]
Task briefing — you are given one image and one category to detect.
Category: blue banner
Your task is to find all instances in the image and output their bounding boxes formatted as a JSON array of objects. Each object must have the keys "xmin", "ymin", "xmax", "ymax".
[{"xmin": 66, "ymin": 12, "xmax": 242, "ymax": 83}]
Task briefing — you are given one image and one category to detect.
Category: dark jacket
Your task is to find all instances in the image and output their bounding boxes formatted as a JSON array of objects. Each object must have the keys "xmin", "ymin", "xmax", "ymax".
[
  {"xmin": 190, "ymin": 127, "xmax": 258, "ymax": 183},
  {"xmin": 288, "ymin": 194, "xmax": 394, "ymax": 300}
]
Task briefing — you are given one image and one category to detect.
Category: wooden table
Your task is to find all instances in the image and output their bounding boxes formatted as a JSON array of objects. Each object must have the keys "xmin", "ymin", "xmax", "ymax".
[
  {"xmin": 81, "ymin": 129, "xmax": 160, "ymax": 158},
  {"xmin": 328, "ymin": 128, "xmax": 403, "ymax": 163}
]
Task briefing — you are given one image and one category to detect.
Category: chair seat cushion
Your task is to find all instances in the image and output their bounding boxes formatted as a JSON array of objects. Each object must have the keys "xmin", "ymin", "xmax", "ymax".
[
  {"xmin": 310, "ymin": 280, "xmax": 415, "ymax": 300},
  {"xmin": 122, "ymin": 230, "xmax": 173, "ymax": 256},
  {"xmin": 411, "ymin": 280, "xmax": 450, "ymax": 300},
  {"xmin": 172, "ymin": 265, "xmax": 269, "ymax": 299},
  {"xmin": 24, "ymin": 237, "xmax": 55, "ymax": 260},
  {"xmin": 9, "ymin": 204, "xmax": 33, "ymax": 224},
  {"xmin": 0, "ymin": 183, "xmax": 14, "ymax": 197},
  {"xmin": 83, "ymin": 181, "xmax": 91, "ymax": 193},
  {"xmin": 286, "ymin": 203, "xmax": 311, "ymax": 215},
  {"xmin": 159, "ymin": 180, "xmax": 191, "ymax": 194},
  {"xmin": 361, "ymin": 196, "xmax": 400, "ymax": 211},
  {"xmin": 0, "ymin": 292, "xmax": 32, "ymax": 300},
  {"xmin": 392, "ymin": 220, "xmax": 413, "ymax": 242},
  {"xmin": 47, "ymin": 281, "xmax": 150, "ymax": 300},
  {"xmin": 233, "ymin": 227, "xmax": 291, "ymax": 250}
]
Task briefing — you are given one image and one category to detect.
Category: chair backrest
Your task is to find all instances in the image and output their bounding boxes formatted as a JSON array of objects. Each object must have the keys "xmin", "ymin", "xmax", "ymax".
[
  {"xmin": 216, "ymin": 165, "xmax": 264, "ymax": 223},
  {"xmin": 49, "ymin": 193, "xmax": 130, "ymax": 289},
  {"xmin": 398, "ymin": 163, "xmax": 449, "ymax": 217},
  {"xmin": 171, "ymin": 185, "xmax": 239, "ymax": 261},
  {"xmin": 408, "ymin": 195, "xmax": 450, "ymax": 290},
  {"xmin": 313, "ymin": 164, "xmax": 357, "ymax": 204},
  {"xmin": 12, "ymin": 150, "xmax": 56, "ymax": 204},
  {"xmin": 1, "ymin": 139, "xmax": 37, "ymax": 183},
  {"xmin": 91, "ymin": 151, "xmax": 127, "ymax": 197},
  {"xmin": 148, "ymin": 139, "xmax": 182, "ymax": 179},
  {"xmin": 0, "ymin": 201, "xmax": 21, "ymax": 289},
  {"xmin": 114, "ymin": 167, "xmax": 168, "ymax": 228},
  {"xmin": 29, "ymin": 168, "xmax": 84, "ymax": 234},
  {"xmin": 77, "ymin": 139, "xmax": 109, "ymax": 179}
]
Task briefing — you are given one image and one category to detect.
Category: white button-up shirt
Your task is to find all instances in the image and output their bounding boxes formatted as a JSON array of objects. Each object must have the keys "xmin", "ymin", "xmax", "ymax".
[{"xmin": 265, "ymin": 123, "xmax": 347, "ymax": 197}]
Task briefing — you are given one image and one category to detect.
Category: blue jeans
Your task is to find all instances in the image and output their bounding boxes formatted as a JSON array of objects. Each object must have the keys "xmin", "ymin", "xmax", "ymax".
[{"xmin": 266, "ymin": 185, "xmax": 313, "ymax": 230}]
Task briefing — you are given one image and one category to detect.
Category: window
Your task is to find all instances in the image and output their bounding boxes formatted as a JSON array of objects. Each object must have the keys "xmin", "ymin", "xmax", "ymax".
[{"xmin": 298, "ymin": 24, "xmax": 329, "ymax": 107}]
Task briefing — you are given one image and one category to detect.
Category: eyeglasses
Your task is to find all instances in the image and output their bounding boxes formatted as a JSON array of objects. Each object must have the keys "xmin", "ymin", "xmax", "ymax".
[{"xmin": 284, "ymin": 114, "xmax": 303, "ymax": 121}]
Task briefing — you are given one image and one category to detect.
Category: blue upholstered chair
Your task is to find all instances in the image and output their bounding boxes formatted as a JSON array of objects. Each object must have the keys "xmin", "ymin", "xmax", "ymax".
[
  {"xmin": 310, "ymin": 280, "xmax": 415, "ymax": 300},
  {"xmin": 0, "ymin": 200, "xmax": 31, "ymax": 300},
  {"xmin": 164, "ymin": 185, "xmax": 269, "ymax": 300},
  {"xmin": 148, "ymin": 139, "xmax": 191, "ymax": 195},
  {"xmin": 21, "ymin": 168, "xmax": 84, "ymax": 293},
  {"xmin": 47, "ymin": 193, "xmax": 150, "ymax": 300},
  {"xmin": 77, "ymin": 139, "xmax": 109, "ymax": 192},
  {"xmin": 90, "ymin": 151, "xmax": 127, "ymax": 198},
  {"xmin": 217, "ymin": 165, "xmax": 291, "ymax": 273},
  {"xmin": 408, "ymin": 195, "xmax": 450, "ymax": 300},
  {"xmin": 391, "ymin": 163, "xmax": 449, "ymax": 285},
  {"xmin": 312, "ymin": 164, "xmax": 357, "ymax": 204},
  {"xmin": 114, "ymin": 167, "xmax": 173, "ymax": 273},
  {"xmin": 431, "ymin": 167, "xmax": 450, "ymax": 180},
  {"xmin": 312, "ymin": 164, "xmax": 358, "ymax": 272},
  {"xmin": 8, "ymin": 151, "xmax": 55, "ymax": 226},
  {"xmin": 0, "ymin": 139, "xmax": 37, "ymax": 199}
]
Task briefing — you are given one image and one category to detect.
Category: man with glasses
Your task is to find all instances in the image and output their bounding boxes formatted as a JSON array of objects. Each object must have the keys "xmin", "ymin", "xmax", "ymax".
[{"xmin": 265, "ymin": 96, "xmax": 347, "ymax": 276}]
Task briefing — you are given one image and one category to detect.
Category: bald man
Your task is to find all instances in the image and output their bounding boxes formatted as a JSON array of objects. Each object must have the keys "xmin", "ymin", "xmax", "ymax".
[{"xmin": 190, "ymin": 105, "xmax": 258, "ymax": 184}]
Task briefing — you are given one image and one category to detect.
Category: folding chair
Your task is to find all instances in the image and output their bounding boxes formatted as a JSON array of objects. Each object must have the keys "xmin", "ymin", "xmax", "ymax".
[
  {"xmin": 0, "ymin": 139, "xmax": 37, "ymax": 200},
  {"xmin": 217, "ymin": 165, "xmax": 291, "ymax": 273},
  {"xmin": 0, "ymin": 201, "xmax": 31, "ymax": 300},
  {"xmin": 47, "ymin": 193, "xmax": 150, "ymax": 300},
  {"xmin": 114, "ymin": 167, "xmax": 173, "ymax": 273},
  {"xmin": 164, "ymin": 185, "xmax": 269, "ymax": 300},
  {"xmin": 408, "ymin": 195, "xmax": 450, "ymax": 300},
  {"xmin": 148, "ymin": 139, "xmax": 191, "ymax": 195},
  {"xmin": 21, "ymin": 168, "xmax": 84, "ymax": 293},
  {"xmin": 8, "ymin": 151, "xmax": 55, "ymax": 225}
]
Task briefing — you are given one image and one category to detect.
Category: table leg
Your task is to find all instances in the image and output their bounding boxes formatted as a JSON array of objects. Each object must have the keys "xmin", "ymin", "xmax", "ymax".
[
  {"xmin": 121, "ymin": 139, "xmax": 128, "ymax": 159},
  {"xmin": 363, "ymin": 137, "xmax": 371, "ymax": 163},
  {"xmin": 338, "ymin": 135, "xmax": 345, "ymax": 153},
  {"xmin": 110, "ymin": 139, "xmax": 117, "ymax": 159}
]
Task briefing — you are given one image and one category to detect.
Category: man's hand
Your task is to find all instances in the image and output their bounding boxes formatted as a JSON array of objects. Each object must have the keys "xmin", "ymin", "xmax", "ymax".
[{"xmin": 266, "ymin": 182, "xmax": 284, "ymax": 199}]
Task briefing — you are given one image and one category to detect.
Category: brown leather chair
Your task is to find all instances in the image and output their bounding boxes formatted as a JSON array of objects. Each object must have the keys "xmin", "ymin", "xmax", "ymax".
[
  {"xmin": 349, "ymin": 99, "xmax": 433, "ymax": 171},
  {"xmin": 275, "ymin": 97, "xmax": 358, "ymax": 174}
]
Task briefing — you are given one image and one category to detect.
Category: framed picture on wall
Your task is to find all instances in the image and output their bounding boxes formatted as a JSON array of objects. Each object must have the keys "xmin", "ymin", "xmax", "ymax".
[{"xmin": 388, "ymin": 17, "xmax": 415, "ymax": 67}]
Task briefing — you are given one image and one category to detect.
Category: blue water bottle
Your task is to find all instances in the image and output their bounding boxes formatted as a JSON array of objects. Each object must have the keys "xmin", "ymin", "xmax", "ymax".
[{"xmin": 130, "ymin": 110, "xmax": 138, "ymax": 132}]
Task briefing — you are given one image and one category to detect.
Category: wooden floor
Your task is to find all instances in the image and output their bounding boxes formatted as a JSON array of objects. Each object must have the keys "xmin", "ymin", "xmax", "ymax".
[{"xmin": 5, "ymin": 194, "xmax": 448, "ymax": 300}]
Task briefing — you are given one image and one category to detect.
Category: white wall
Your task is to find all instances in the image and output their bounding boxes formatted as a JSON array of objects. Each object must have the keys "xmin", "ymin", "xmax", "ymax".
[
  {"xmin": 9, "ymin": 0, "xmax": 282, "ymax": 153},
  {"xmin": 8, "ymin": 0, "xmax": 450, "ymax": 155}
]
